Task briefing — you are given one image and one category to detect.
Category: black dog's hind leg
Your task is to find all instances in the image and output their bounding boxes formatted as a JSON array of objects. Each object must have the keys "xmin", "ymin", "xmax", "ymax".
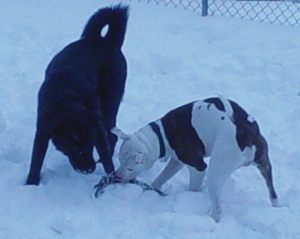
[{"xmin": 26, "ymin": 130, "xmax": 50, "ymax": 185}]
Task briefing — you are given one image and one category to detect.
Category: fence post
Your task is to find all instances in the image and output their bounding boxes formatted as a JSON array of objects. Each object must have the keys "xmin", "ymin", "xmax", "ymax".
[{"xmin": 202, "ymin": 0, "xmax": 208, "ymax": 16}]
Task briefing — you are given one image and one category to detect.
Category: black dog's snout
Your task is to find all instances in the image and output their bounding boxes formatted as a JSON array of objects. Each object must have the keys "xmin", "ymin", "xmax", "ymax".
[
  {"xmin": 79, "ymin": 163, "xmax": 96, "ymax": 174},
  {"xmin": 86, "ymin": 166, "xmax": 96, "ymax": 173},
  {"xmin": 72, "ymin": 158, "xmax": 96, "ymax": 174}
]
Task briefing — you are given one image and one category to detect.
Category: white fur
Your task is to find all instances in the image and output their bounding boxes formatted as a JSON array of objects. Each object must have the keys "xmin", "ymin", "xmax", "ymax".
[
  {"xmin": 114, "ymin": 125, "xmax": 161, "ymax": 182},
  {"xmin": 114, "ymin": 97, "xmax": 261, "ymax": 222}
]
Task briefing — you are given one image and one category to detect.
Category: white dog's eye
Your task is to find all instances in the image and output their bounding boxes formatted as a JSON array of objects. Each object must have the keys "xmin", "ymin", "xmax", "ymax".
[
  {"xmin": 122, "ymin": 151, "xmax": 129, "ymax": 157},
  {"xmin": 126, "ymin": 167, "xmax": 133, "ymax": 172}
]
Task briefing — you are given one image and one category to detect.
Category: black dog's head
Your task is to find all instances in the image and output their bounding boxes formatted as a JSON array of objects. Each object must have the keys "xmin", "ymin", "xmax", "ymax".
[{"xmin": 50, "ymin": 106, "xmax": 98, "ymax": 174}]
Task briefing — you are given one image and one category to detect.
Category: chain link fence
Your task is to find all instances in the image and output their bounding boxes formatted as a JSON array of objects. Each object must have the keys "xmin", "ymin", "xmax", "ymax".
[
  {"xmin": 133, "ymin": 0, "xmax": 300, "ymax": 26},
  {"xmin": 209, "ymin": 0, "xmax": 300, "ymax": 26}
]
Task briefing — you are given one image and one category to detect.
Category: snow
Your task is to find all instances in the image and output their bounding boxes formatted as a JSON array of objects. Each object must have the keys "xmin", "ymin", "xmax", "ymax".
[{"xmin": 0, "ymin": 0, "xmax": 300, "ymax": 238}]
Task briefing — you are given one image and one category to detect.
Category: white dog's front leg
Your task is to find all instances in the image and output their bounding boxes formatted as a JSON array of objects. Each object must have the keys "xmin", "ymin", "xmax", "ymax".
[
  {"xmin": 188, "ymin": 166, "xmax": 205, "ymax": 192},
  {"xmin": 151, "ymin": 157, "xmax": 184, "ymax": 190}
]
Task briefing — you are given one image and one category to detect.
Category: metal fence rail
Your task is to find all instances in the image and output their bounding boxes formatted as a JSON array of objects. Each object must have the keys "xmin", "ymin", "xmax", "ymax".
[{"xmin": 133, "ymin": 0, "xmax": 300, "ymax": 26}]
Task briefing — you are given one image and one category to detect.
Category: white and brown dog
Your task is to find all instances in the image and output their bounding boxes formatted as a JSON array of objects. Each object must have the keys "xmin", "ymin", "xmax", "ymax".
[{"xmin": 112, "ymin": 96, "xmax": 279, "ymax": 221}]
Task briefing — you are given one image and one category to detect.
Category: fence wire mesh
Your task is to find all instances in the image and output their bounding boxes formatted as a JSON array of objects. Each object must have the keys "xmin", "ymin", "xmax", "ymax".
[
  {"xmin": 134, "ymin": 0, "xmax": 203, "ymax": 11},
  {"xmin": 209, "ymin": 1, "xmax": 300, "ymax": 26},
  {"xmin": 133, "ymin": 0, "xmax": 300, "ymax": 26}
]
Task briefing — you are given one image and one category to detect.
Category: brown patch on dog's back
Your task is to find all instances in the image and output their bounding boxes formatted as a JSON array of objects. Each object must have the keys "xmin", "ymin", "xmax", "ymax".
[{"xmin": 161, "ymin": 102, "xmax": 207, "ymax": 171}]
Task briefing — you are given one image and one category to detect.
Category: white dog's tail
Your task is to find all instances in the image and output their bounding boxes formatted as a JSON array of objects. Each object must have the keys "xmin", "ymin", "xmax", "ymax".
[{"xmin": 218, "ymin": 94, "xmax": 234, "ymax": 121}]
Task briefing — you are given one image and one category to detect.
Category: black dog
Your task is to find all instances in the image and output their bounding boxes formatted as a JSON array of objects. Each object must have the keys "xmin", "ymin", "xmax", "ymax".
[{"xmin": 26, "ymin": 5, "xmax": 129, "ymax": 185}]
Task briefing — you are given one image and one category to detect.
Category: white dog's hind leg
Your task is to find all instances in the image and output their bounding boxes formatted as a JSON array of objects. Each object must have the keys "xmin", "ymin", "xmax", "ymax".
[
  {"xmin": 253, "ymin": 135, "xmax": 279, "ymax": 207},
  {"xmin": 207, "ymin": 174, "xmax": 224, "ymax": 222},
  {"xmin": 207, "ymin": 130, "xmax": 242, "ymax": 222},
  {"xmin": 151, "ymin": 157, "xmax": 184, "ymax": 190},
  {"xmin": 188, "ymin": 166, "xmax": 205, "ymax": 192}
]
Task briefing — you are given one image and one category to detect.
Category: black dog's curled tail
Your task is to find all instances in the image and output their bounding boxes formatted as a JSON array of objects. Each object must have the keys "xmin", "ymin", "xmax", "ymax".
[{"xmin": 81, "ymin": 4, "xmax": 129, "ymax": 48}]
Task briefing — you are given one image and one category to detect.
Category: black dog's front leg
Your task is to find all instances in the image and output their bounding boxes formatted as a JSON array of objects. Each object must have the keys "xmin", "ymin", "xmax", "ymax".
[
  {"xmin": 26, "ymin": 130, "xmax": 50, "ymax": 185},
  {"xmin": 95, "ymin": 129, "xmax": 115, "ymax": 174},
  {"xmin": 94, "ymin": 122, "xmax": 117, "ymax": 197}
]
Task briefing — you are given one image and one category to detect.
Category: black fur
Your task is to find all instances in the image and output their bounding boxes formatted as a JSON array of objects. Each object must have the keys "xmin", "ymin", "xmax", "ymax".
[
  {"xmin": 161, "ymin": 102, "xmax": 207, "ymax": 171},
  {"xmin": 26, "ymin": 5, "xmax": 129, "ymax": 185}
]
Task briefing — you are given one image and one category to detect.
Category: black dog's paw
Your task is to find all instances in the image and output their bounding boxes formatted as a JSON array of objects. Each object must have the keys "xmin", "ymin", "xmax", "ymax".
[{"xmin": 94, "ymin": 172, "xmax": 120, "ymax": 197}]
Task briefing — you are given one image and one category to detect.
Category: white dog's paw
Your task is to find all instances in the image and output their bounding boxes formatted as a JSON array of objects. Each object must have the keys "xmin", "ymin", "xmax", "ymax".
[
  {"xmin": 271, "ymin": 198, "xmax": 280, "ymax": 207},
  {"xmin": 210, "ymin": 206, "xmax": 222, "ymax": 223}
]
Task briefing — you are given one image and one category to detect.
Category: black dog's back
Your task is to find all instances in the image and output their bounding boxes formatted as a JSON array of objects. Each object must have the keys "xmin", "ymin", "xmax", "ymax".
[
  {"xmin": 46, "ymin": 4, "xmax": 129, "ymax": 81},
  {"xmin": 47, "ymin": 5, "xmax": 129, "ymax": 72},
  {"xmin": 27, "ymin": 5, "xmax": 129, "ymax": 185}
]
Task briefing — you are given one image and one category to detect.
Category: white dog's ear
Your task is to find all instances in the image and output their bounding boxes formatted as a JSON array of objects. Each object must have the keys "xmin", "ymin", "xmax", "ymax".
[
  {"xmin": 111, "ymin": 127, "xmax": 131, "ymax": 140},
  {"xmin": 135, "ymin": 151, "xmax": 147, "ymax": 164}
]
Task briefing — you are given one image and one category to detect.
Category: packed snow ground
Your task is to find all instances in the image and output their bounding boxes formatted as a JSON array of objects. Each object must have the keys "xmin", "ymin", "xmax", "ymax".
[{"xmin": 0, "ymin": 0, "xmax": 300, "ymax": 238}]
